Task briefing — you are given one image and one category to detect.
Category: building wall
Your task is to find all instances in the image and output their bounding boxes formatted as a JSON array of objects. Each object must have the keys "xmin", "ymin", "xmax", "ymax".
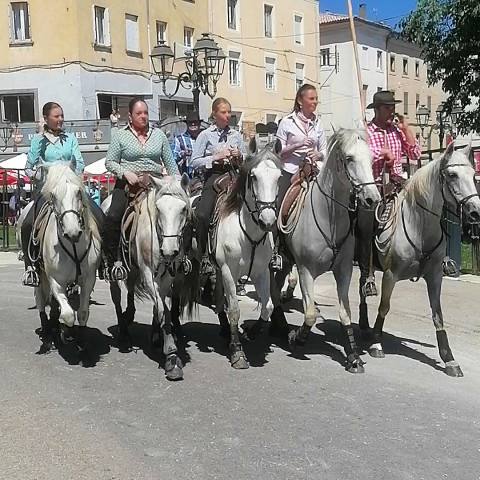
[{"xmin": 210, "ymin": 0, "xmax": 320, "ymax": 127}]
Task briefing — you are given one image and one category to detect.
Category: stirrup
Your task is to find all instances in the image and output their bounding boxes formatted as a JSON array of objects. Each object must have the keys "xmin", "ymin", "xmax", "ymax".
[
  {"xmin": 22, "ymin": 266, "xmax": 39, "ymax": 287},
  {"xmin": 269, "ymin": 253, "xmax": 283, "ymax": 272},
  {"xmin": 362, "ymin": 277, "xmax": 378, "ymax": 297},
  {"xmin": 110, "ymin": 261, "xmax": 128, "ymax": 282},
  {"xmin": 200, "ymin": 256, "xmax": 215, "ymax": 276}
]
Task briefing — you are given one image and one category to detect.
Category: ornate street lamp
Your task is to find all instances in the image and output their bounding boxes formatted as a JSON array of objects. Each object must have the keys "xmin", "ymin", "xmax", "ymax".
[
  {"xmin": 415, "ymin": 105, "xmax": 430, "ymax": 137},
  {"xmin": 150, "ymin": 33, "xmax": 226, "ymax": 112},
  {"xmin": 0, "ymin": 122, "xmax": 14, "ymax": 152}
]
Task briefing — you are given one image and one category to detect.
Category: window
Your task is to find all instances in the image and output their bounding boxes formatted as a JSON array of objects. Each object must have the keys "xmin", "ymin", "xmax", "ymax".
[
  {"xmin": 362, "ymin": 46, "xmax": 368, "ymax": 68},
  {"xmin": 416, "ymin": 94, "xmax": 420, "ymax": 110},
  {"xmin": 227, "ymin": 0, "xmax": 238, "ymax": 30},
  {"xmin": 1, "ymin": 94, "xmax": 35, "ymax": 122},
  {"xmin": 294, "ymin": 14, "xmax": 303, "ymax": 45},
  {"xmin": 125, "ymin": 14, "xmax": 139, "ymax": 52},
  {"xmin": 229, "ymin": 51, "xmax": 240, "ymax": 86},
  {"xmin": 390, "ymin": 54, "xmax": 395, "ymax": 72},
  {"xmin": 415, "ymin": 61, "xmax": 420, "ymax": 78},
  {"xmin": 184, "ymin": 27, "xmax": 194, "ymax": 48},
  {"xmin": 93, "ymin": 6, "xmax": 110, "ymax": 46},
  {"xmin": 403, "ymin": 58, "xmax": 408, "ymax": 75},
  {"xmin": 9, "ymin": 2, "xmax": 31, "ymax": 43},
  {"xmin": 295, "ymin": 62, "xmax": 304, "ymax": 90},
  {"xmin": 156, "ymin": 21, "xmax": 167, "ymax": 44},
  {"xmin": 362, "ymin": 85, "xmax": 368, "ymax": 110},
  {"xmin": 264, "ymin": 4, "xmax": 273, "ymax": 38},
  {"xmin": 320, "ymin": 48, "xmax": 330, "ymax": 67},
  {"xmin": 265, "ymin": 57, "xmax": 276, "ymax": 90},
  {"xmin": 403, "ymin": 92, "xmax": 409, "ymax": 115},
  {"xmin": 376, "ymin": 50, "xmax": 383, "ymax": 70},
  {"xmin": 266, "ymin": 113, "xmax": 277, "ymax": 124}
]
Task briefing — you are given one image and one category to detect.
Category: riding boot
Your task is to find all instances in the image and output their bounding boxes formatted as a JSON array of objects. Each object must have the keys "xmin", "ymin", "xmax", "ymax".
[{"xmin": 103, "ymin": 218, "xmax": 127, "ymax": 282}]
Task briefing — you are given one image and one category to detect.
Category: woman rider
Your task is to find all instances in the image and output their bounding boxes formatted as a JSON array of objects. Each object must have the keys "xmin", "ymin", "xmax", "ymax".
[
  {"xmin": 103, "ymin": 97, "xmax": 179, "ymax": 279},
  {"xmin": 190, "ymin": 98, "xmax": 246, "ymax": 272},
  {"xmin": 21, "ymin": 101, "xmax": 104, "ymax": 286}
]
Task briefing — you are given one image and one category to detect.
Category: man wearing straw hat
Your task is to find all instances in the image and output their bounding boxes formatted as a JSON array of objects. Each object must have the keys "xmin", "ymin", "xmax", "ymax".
[{"xmin": 358, "ymin": 90, "xmax": 421, "ymax": 297}]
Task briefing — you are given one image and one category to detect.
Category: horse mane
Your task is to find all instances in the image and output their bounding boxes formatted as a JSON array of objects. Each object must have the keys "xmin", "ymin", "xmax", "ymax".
[
  {"xmin": 221, "ymin": 144, "xmax": 282, "ymax": 217},
  {"xmin": 404, "ymin": 155, "xmax": 442, "ymax": 204},
  {"xmin": 41, "ymin": 162, "xmax": 99, "ymax": 238},
  {"xmin": 326, "ymin": 128, "xmax": 366, "ymax": 161}
]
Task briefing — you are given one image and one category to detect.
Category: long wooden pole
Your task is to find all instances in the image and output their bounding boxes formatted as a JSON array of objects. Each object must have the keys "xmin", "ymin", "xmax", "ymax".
[{"xmin": 346, "ymin": 0, "xmax": 366, "ymax": 126}]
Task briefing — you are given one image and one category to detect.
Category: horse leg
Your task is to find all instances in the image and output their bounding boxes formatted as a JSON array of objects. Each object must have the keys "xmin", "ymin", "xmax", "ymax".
[
  {"xmin": 280, "ymin": 265, "xmax": 297, "ymax": 303},
  {"xmin": 123, "ymin": 275, "xmax": 136, "ymax": 326},
  {"xmin": 109, "ymin": 281, "xmax": 131, "ymax": 349},
  {"xmin": 368, "ymin": 270, "xmax": 396, "ymax": 358},
  {"xmin": 425, "ymin": 269, "xmax": 463, "ymax": 377},
  {"xmin": 76, "ymin": 275, "xmax": 96, "ymax": 352},
  {"xmin": 214, "ymin": 268, "xmax": 230, "ymax": 339},
  {"xmin": 221, "ymin": 265, "xmax": 248, "ymax": 369},
  {"xmin": 288, "ymin": 266, "xmax": 316, "ymax": 348},
  {"xmin": 358, "ymin": 277, "xmax": 371, "ymax": 340},
  {"xmin": 269, "ymin": 259, "xmax": 291, "ymax": 340},
  {"xmin": 243, "ymin": 271, "xmax": 273, "ymax": 341},
  {"xmin": 36, "ymin": 277, "xmax": 54, "ymax": 353},
  {"xmin": 49, "ymin": 277, "xmax": 76, "ymax": 344},
  {"xmin": 333, "ymin": 262, "xmax": 365, "ymax": 373},
  {"xmin": 170, "ymin": 294, "xmax": 183, "ymax": 340}
]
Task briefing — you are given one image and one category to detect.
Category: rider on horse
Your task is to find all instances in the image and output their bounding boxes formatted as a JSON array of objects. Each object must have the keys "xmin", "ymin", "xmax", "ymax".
[
  {"xmin": 21, "ymin": 101, "xmax": 104, "ymax": 287},
  {"xmin": 191, "ymin": 98, "xmax": 246, "ymax": 273},
  {"xmin": 103, "ymin": 97, "xmax": 180, "ymax": 280},
  {"xmin": 358, "ymin": 90, "xmax": 421, "ymax": 297}
]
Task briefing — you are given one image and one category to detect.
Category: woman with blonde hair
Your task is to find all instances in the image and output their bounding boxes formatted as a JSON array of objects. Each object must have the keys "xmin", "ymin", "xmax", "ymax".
[{"xmin": 191, "ymin": 98, "xmax": 246, "ymax": 270}]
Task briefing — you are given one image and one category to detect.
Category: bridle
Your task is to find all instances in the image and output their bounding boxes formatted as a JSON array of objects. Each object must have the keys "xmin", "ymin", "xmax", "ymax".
[
  {"xmin": 50, "ymin": 192, "xmax": 86, "ymax": 234},
  {"xmin": 415, "ymin": 163, "xmax": 480, "ymax": 226},
  {"xmin": 242, "ymin": 171, "xmax": 278, "ymax": 226}
]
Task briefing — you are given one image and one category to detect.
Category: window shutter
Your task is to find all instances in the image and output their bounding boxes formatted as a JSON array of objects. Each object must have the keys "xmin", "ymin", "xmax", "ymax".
[
  {"xmin": 7, "ymin": 3, "xmax": 13, "ymax": 42},
  {"xmin": 104, "ymin": 8, "xmax": 110, "ymax": 46},
  {"xmin": 25, "ymin": 2, "xmax": 31, "ymax": 40},
  {"xmin": 92, "ymin": 4, "xmax": 97, "ymax": 44},
  {"xmin": 265, "ymin": 57, "xmax": 275, "ymax": 74}
]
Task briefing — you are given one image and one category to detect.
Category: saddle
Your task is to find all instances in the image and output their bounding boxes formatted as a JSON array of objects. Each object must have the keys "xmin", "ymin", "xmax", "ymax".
[
  {"xmin": 120, "ymin": 174, "xmax": 153, "ymax": 269},
  {"xmin": 208, "ymin": 172, "xmax": 236, "ymax": 256},
  {"xmin": 376, "ymin": 174, "xmax": 406, "ymax": 224},
  {"xmin": 280, "ymin": 161, "xmax": 319, "ymax": 226}
]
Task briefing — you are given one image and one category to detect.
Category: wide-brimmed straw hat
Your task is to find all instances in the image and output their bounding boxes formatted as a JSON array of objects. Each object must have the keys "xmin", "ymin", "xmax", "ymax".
[{"xmin": 366, "ymin": 90, "xmax": 402, "ymax": 109}]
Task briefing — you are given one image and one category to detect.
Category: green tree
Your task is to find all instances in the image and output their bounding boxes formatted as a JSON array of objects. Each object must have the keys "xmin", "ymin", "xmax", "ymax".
[{"xmin": 400, "ymin": 0, "xmax": 480, "ymax": 134}]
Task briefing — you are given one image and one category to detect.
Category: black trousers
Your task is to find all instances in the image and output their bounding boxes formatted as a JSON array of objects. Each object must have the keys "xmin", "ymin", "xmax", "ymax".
[
  {"xmin": 103, "ymin": 179, "xmax": 128, "ymax": 265},
  {"xmin": 355, "ymin": 206, "xmax": 375, "ymax": 278},
  {"xmin": 21, "ymin": 193, "xmax": 106, "ymax": 268},
  {"xmin": 277, "ymin": 170, "xmax": 293, "ymax": 211},
  {"xmin": 195, "ymin": 170, "xmax": 223, "ymax": 256}
]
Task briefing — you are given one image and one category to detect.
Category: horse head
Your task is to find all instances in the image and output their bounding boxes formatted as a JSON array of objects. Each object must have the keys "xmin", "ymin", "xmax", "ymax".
[
  {"xmin": 42, "ymin": 162, "xmax": 86, "ymax": 244},
  {"xmin": 240, "ymin": 138, "xmax": 282, "ymax": 231},
  {"xmin": 150, "ymin": 173, "xmax": 191, "ymax": 262},
  {"xmin": 440, "ymin": 142, "xmax": 480, "ymax": 224},
  {"xmin": 328, "ymin": 128, "xmax": 381, "ymax": 211}
]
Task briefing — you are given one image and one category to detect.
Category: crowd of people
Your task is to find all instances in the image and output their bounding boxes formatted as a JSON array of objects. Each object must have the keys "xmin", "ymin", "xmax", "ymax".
[{"xmin": 18, "ymin": 85, "xmax": 420, "ymax": 295}]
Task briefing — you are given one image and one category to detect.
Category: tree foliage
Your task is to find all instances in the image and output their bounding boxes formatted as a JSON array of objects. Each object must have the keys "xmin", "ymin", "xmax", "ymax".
[{"xmin": 400, "ymin": 0, "xmax": 480, "ymax": 134}]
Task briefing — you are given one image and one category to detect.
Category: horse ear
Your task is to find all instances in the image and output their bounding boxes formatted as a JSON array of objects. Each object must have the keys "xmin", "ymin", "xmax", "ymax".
[
  {"xmin": 180, "ymin": 172, "xmax": 189, "ymax": 192},
  {"xmin": 248, "ymin": 137, "xmax": 258, "ymax": 155},
  {"xmin": 149, "ymin": 175, "xmax": 162, "ymax": 188},
  {"xmin": 69, "ymin": 160, "xmax": 76, "ymax": 172},
  {"xmin": 441, "ymin": 141, "xmax": 455, "ymax": 168},
  {"xmin": 330, "ymin": 123, "xmax": 337, "ymax": 133},
  {"xmin": 460, "ymin": 143, "xmax": 472, "ymax": 163},
  {"xmin": 273, "ymin": 138, "xmax": 282, "ymax": 155}
]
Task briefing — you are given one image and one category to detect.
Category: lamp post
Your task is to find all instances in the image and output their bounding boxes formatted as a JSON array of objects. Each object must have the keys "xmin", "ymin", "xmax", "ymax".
[
  {"xmin": 150, "ymin": 33, "xmax": 226, "ymax": 113},
  {"xmin": 0, "ymin": 122, "xmax": 14, "ymax": 152}
]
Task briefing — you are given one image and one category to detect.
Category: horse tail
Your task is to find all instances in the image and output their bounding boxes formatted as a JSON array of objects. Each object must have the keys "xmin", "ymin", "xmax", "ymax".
[{"xmin": 176, "ymin": 256, "xmax": 200, "ymax": 319}]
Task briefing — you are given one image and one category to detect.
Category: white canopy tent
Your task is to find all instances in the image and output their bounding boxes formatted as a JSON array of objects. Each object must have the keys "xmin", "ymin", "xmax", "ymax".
[
  {"xmin": 84, "ymin": 157, "xmax": 107, "ymax": 175},
  {"xmin": 0, "ymin": 153, "xmax": 28, "ymax": 170}
]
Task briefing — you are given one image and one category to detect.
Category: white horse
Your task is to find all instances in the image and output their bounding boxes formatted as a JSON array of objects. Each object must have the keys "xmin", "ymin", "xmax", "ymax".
[
  {"xmin": 269, "ymin": 128, "xmax": 381, "ymax": 373},
  {"xmin": 362, "ymin": 142, "xmax": 480, "ymax": 376},
  {"xmin": 108, "ymin": 174, "xmax": 192, "ymax": 380},
  {"xmin": 214, "ymin": 138, "xmax": 282, "ymax": 369},
  {"xmin": 29, "ymin": 163, "xmax": 102, "ymax": 351}
]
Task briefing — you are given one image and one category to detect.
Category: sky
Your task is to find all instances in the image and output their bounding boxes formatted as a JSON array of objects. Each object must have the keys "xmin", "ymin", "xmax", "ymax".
[{"xmin": 319, "ymin": 0, "xmax": 419, "ymax": 28}]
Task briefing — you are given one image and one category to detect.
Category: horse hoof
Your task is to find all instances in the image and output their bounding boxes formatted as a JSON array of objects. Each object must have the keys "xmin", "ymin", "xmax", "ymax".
[
  {"xmin": 445, "ymin": 365, "xmax": 464, "ymax": 377},
  {"xmin": 231, "ymin": 351, "xmax": 249, "ymax": 369},
  {"xmin": 165, "ymin": 355, "xmax": 184, "ymax": 381},
  {"xmin": 242, "ymin": 320, "xmax": 265, "ymax": 341},
  {"xmin": 346, "ymin": 357, "xmax": 366, "ymax": 374},
  {"xmin": 37, "ymin": 339, "xmax": 55, "ymax": 354},
  {"xmin": 60, "ymin": 325, "xmax": 76, "ymax": 344},
  {"xmin": 368, "ymin": 344, "xmax": 385, "ymax": 358}
]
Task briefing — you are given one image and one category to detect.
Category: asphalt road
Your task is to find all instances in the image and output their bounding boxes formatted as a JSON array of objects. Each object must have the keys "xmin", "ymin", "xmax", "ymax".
[{"xmin": 1, "ymin": 252, "xmax": 479, "ymax": 480}]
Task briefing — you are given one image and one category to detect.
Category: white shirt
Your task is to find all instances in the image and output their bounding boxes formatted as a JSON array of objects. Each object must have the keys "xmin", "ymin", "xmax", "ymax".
[{"xmin": 276, "ymin": 111, "xmax": 327, "ymax": 174}]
